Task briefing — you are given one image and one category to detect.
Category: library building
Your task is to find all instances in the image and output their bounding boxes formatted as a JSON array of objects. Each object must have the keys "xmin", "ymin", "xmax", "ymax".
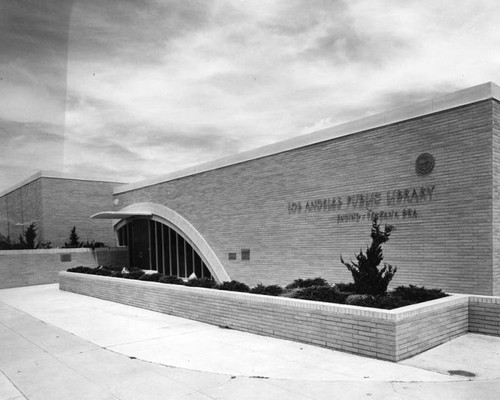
[{"xmin": 90, "ymin": 82, "xmax": 500, "ymax": 296}]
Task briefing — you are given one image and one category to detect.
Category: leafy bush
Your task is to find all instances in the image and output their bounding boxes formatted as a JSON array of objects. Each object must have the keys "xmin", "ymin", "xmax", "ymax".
[
  {"xmin": 185, "ymin": 277, "xmax": 217, "ymax": 288},
  {"xmin": 93, "ymin": 267, "xmax": 113, "ymax": 276},
  {"xmin": 81, "ymin": 240, "xmax": 106, "ymax": 249},
  {"xmin": 345, "ymin": 294, "xmax": 378, "ymax": 307},
  {"xmin": 285, "ymin": 277, "xmax": 329, "ymax": 290},
  {"xmin": 334, "ymin": 282, "xmax": 357, "ymax": 293},
  {"xmin": 139, "ymin": 273, "xmax": 164, "ymax": 282},
  {"xmin": 341, "ymin": 216, "xmax": 397, "ymax": 296},
  {"xmin": 250, "ymin": 284, "xmax": 284, "ymax": 296},
  {"xmin": 67, "ymin": 266, "xmax": 113, "ymax": 276},
  {"xmin": 159, "ymin": 275, "xmax": 185, "ymax": 285},
  {"xmin": 122, "ymin": 270, "xmax": 145, "ymax": 280},
  {"xmin": 391, "ymin": 285, "xmax": 447, "ymax": 303},
  {"xmin": 100, "ymin": 265, "xmax": 125, "ymax": 273},
  {"xmin": 291, "ymin": 285, "xmax": 349, "ymax": 304},
  {"xmin": 0, "ymin": 233, "xmax": 13, "ymax": 250},
  {"xmin": 67, "ymin": 266, "xmax": 95, "ymax": 274},
  {"xmin": 216, "ymin": 280, "xmax": 250, "ymax": 292}
]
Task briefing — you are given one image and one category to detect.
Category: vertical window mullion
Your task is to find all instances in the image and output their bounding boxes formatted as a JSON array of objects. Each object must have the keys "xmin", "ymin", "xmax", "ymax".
[
  {"xmin": 184, "ymin": 239, "xmax": 187, "ymax": 277},
  {"xmin": 168, "ymin": 227, "xmax": 172, "ymax": 275},
  {"xmin": 176, "ymin": 232, "xmax": 179, "ymax": 276},
  {"xmin": 161, "ymin": 224, "xmax": 165, "ymax": 275},
  {"xmin": 155, "ymin": 221, "xmax": 160, "ymax": 272},
  {"xmin": 149, "ymin": 220, "xmax": 152, "ymax": 270}
]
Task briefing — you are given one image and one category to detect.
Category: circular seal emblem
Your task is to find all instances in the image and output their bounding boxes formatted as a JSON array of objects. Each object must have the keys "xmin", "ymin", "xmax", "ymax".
[{"xmin": 415, "ymin": 153, "xmax": 435, "ymax": 175}]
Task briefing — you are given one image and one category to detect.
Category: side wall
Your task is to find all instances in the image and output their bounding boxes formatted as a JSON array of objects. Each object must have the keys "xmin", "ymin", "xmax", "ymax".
[
  {"xmin": 0, "ymin": 179, "xmax": 44, "ymax": 243},
  {"xmin": 0, "ymin": 247, "xmax": 128, "ymax": 289},
  {"xmin": 116, "ymin": 101, "xmax": 495, "ymax": 295},
  {"xmin": 492, "ymin": 101, "xmax": 500, "ymax": 295},
  {"xmin": 41, "ymin": 178, "xmax": 121, "ymax": 247}
]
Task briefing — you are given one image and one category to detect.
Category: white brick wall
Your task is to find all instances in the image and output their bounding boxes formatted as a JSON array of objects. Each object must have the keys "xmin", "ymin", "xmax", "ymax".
[{"xmin": 60, "ymin": 272, "xmax": 476, "ymax": 362}]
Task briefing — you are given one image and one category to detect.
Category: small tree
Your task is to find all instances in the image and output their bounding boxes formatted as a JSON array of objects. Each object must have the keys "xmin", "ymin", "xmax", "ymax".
[
  {"xmin": 340, "ymin": 215, "xmax": 397, "ymax": 296},
  {"xmin": 18, "ymin": 223, "xmax": 39, "ymax": 249},
  {"xmin": 0, "ymin": 233, "xmax": 13, "ymax": 250},
  {"xmin": 68, "ymin": 226, "xmax": 80, "ymax": 247}
]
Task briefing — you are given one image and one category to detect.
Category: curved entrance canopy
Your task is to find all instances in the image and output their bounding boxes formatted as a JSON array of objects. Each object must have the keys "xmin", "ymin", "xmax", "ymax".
[{"xmin": 91, "ymin": 203, "xmax": 230, "ymax": 282}]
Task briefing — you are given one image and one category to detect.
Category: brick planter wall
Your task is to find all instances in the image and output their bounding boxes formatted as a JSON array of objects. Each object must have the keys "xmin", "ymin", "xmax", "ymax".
[
  {"xmin": 0, "ymin": 248, "xmax": 127, "ymax": 289},
  {"xmin": 469, "ymin": 295, "xmax": 500, "ymax": 336},
  {"xmin": 59, "ymin": 272, "xmax": 473, "ymax": 361}
]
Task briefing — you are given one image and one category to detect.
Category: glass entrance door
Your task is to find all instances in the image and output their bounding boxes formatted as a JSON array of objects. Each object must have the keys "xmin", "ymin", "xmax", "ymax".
[{"xmin": 131, "ymin": 219, "xmax": 150, "ymax": 269}]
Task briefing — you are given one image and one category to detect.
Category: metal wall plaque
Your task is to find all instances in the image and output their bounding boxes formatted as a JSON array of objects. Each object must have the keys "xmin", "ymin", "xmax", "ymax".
[
  {"xmin": 415, "ymin": 153, "xmax": 435, "ymax": 175},
  {"xmin": 241, "ymin": 249, "xmax": 250, "ymax": 261},
  {"xmin": 228, "ymin": 253, "xmax": 237, "ymax": 260},
  {"xmin": 60, "ymin": 253, "xmax": 71, "ymax": 262}
]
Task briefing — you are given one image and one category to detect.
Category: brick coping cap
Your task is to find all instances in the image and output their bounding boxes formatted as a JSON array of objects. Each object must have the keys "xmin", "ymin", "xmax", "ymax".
[
  {"xmin": 60, "ymin": 271, "xmax": 475, "ymax": 322},
  {"xmin": 0, "ymin": 170, "xmax": 127, "ymax": 198},
  {"xmin": 115, "ymin": 82, "xmax": 500, "ymax": 194},
  {"xmin": 0, "ymin": 247, "xmax": 125, "ymax": 255}
]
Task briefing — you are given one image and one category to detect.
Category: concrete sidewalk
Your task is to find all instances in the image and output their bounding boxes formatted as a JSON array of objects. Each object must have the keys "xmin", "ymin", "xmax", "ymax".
[{"xmin": 0, "ymin": 284, "xmax": 499, "ymax": 399}]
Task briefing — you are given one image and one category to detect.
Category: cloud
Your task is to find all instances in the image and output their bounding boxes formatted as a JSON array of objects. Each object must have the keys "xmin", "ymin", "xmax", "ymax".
[
  {"xmin": 3, "ymin": 0, "xmax": 500, "ymax": 194},
  {"xmin": 68, "ymin": 0, "xmax": 215, "ymax": 65},
  {"xmin": 0, "ymin": 119, "xmax": 64, "ymax": 190}
]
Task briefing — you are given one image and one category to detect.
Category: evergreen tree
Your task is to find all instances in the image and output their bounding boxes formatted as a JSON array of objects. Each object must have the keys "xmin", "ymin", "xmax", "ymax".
[
  {"xmin": 0, "ymin": 233, "xmax": 13, "ymax": 250},
  {"xmin": 69, "ymin": 226, "xmax": 80, "ymax": 247},
  {"xmin": 340, "ymin": 216, "xmax": 397, "ymax": 296},
  {"xmin": 18, "ymin": 223, "xmax": 38, "ymax": 249}
]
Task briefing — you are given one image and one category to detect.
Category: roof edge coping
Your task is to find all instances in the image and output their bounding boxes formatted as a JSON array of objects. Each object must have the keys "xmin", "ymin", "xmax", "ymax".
[
  {"xmin": 0, "ymin": 170, "xmax": 126, "ymax": 198},
  {"xmin": 115, "ymin": 81, "xmax": 500, "ymax": 195}
]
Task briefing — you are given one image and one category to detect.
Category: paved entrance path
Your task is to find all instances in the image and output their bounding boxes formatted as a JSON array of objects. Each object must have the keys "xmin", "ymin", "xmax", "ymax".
[{"xmin": 0, "ymin": 284, "xmax": 499, "ymax": 399}]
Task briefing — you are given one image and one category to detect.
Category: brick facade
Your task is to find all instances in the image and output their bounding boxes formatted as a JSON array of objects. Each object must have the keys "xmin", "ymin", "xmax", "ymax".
[
  {"xmin": 0, "ymin": 173, "xmax": 123, "ymax": 247},
  {"xmin": 59, "ymin": 272, "xmax": 474, "ymax": 362},
  {"xmin": 115, "ymin": 99, "xmax": 499, "ymax": 295}
]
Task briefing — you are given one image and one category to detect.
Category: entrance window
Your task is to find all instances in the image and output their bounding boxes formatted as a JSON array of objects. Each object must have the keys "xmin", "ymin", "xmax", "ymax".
[{"xmin": 117, "ymin": 219, "xmax": 212, "ymax": 279}]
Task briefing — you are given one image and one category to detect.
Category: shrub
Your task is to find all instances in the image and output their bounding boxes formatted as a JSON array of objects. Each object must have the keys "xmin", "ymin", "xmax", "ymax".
[
  {"xmin": 345, "ymin": 294, "xmax": 378, "ymax": 307},
  {"xmin": 100, "ymin": 265, "xmax": 125, "ymax": 273},
  {"xmin": 92, "ymin": 267, "xmax": 113, "ymax": 276},
  {"xmin": 122, "ymin": 270, "xmax": 145, "ymax": 280},
  {"xmin": 250, "ymin": 284, "xmax": 284, "ymax": 296},
  {"xmin": 81, "ymin": 240, "xmax": 106, "ymax": 249},
  {"xmin": 340, "ymin": 215, "xmax": 397, "ymax": 296},
  {"xmin": 139, "ymin": 273, "xmax": 164, "ymax": 282},
  {"xmin": 67, "ymin": 266, "xmax": 95, "ymax": 274},
  {"xmin": 216, "ymin": 280, "xmax": 250, "ymax": 292},
  {"xmin": 67, "ymin": 266, "xmax": 113, "ymax": 276},
  {"xmin": 334, "ymin": 282, "xmax": 357, "ymax": 293},
  {"xmin": 159, "ymin": 275, "xmax": 185, "ymax": 285},
  {"xmin": 373, "ymin": 294, "xmax": 414, "ymax": 309},
  {"xmin": 185, "ymin": 277, "xmax": 217, "ymax": 288},
  {"xmin": 291, "ymin": 285, "xmax": 349, "ymax": 304},
  {"xmin": 285, "ymin": 277, "xmax": 329, "ymax": 290},
  {"xmin": 391, "ymin": 285, "xmax": 447, "ymax": 303}
]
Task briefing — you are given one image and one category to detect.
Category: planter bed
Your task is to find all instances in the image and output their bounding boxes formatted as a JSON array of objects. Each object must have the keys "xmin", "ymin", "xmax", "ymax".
[{"xmin": 59, "ymin": 271, "xmax": 476, "ymax": 361}]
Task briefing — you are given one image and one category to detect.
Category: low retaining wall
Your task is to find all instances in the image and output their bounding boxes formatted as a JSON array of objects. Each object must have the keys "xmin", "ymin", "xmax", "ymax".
[
  {"xmin": 0, "ymin": 248, "xmax": 128, "ymax": 289},
  {"xmin": 59, "ymin": 272, "xmax": 474, "ymax": 361},
  {"xmin": 469, "ymin": 295, "xmax": 500, "ymax": 336}
]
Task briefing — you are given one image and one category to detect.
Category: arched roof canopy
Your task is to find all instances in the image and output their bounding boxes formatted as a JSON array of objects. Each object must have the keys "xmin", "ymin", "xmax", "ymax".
[{"xmin": 91, "ymin": 203, "xmax": 230, "ymax": 283}]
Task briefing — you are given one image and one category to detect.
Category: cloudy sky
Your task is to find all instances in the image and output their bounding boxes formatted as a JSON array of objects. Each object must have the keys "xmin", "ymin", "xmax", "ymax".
[{"xmin": 1, "ymin": 0, "xmax": 500, "ymax": 192}]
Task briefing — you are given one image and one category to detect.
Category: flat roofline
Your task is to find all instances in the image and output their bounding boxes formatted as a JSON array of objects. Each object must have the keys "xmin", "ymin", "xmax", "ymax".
[
  {"xmin": 115, "ymin": 81, "xmax": 500, "ymax": 195},
  {"xmin": 0, "ymin": 170, "xmax": 127, "ymax": 198}
]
